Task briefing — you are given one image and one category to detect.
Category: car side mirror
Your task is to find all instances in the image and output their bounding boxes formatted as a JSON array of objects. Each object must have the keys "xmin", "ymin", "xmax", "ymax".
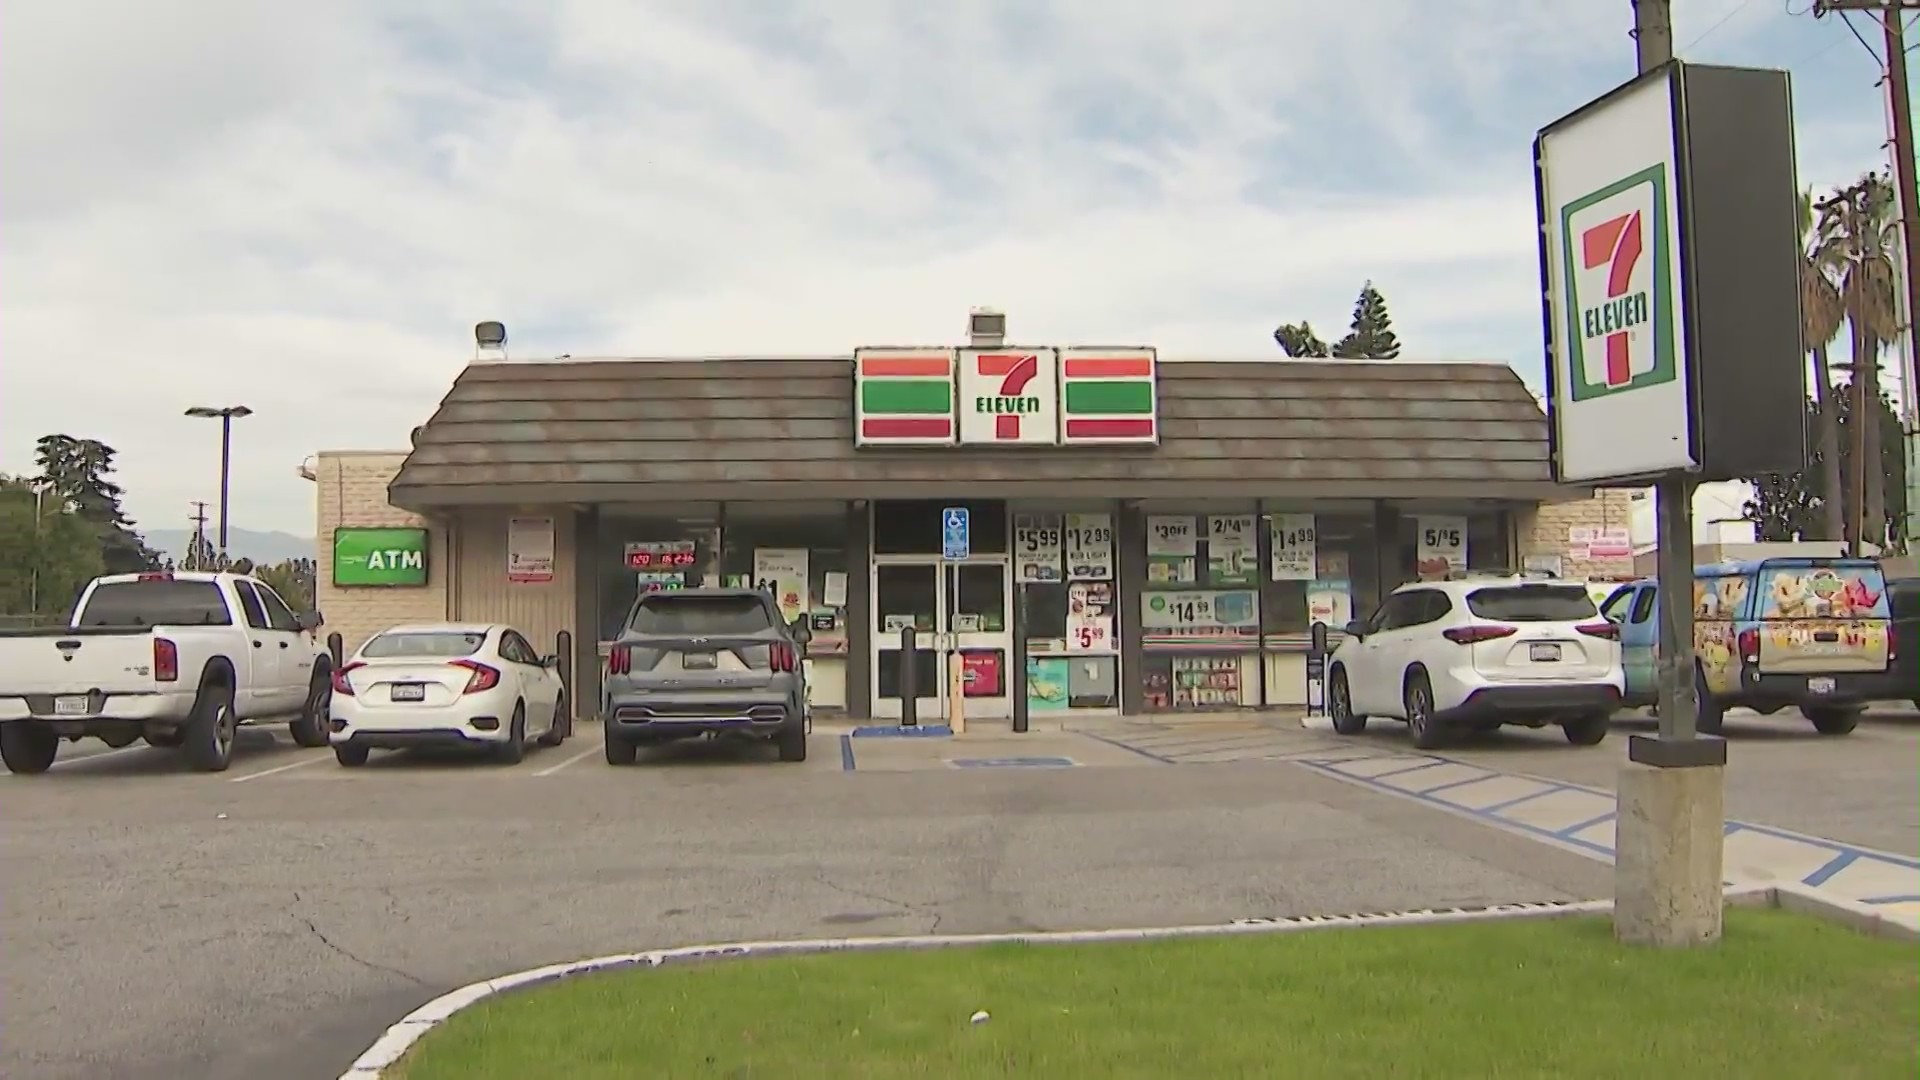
[
  {"xmin": 296, "ymin": 610, "xmax": 323, "ymax": 632},
  {"xmin": 1343, "ymin": 620, "xmax": 1368, "ymax": 640},
  {"xmin": 541, "ymin": 653, "xmax": 559, "ymax": 668},
  {"xmin": 790, "ymin": 618, "xmax": 813, "ymax": 645}
]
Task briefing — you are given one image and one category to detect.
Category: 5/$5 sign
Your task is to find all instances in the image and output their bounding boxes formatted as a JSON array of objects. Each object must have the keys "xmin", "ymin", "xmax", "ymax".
[{"xmin": 333, "ymin": 527, "xmax": 430, "ymax": 586}]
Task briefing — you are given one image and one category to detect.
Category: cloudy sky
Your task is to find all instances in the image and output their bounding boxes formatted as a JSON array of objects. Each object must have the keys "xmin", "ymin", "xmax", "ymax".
[{"xmin": 0, "ymin": 0, "xmax": 1906, "ymax": 536}]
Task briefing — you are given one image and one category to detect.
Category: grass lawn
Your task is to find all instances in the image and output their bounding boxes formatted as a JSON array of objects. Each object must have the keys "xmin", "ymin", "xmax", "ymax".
[{"xmin": 393, "ymin": 908, "xmax": 1917, "ymax": 1080}]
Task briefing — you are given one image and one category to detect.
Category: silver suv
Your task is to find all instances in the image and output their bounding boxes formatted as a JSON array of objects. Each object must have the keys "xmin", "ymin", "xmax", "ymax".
[{"xmin": 601, "ymin": 588, "xmax": 810, "ymax": 765}]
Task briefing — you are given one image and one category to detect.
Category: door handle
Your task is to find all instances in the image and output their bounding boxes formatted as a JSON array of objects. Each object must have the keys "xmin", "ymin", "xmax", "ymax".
[
  {"xmin": 253, "ymin": 641, "xmax": 263, "ymax": 648},
  {"xmin": 279, "ymin": 642, "xmax": 290, "ymax": 649}
]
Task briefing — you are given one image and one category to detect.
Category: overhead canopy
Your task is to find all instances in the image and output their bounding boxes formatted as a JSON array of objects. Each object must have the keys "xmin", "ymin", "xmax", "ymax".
[{"xmin": 387, "ymin": 357, "xmax": 1581, "ymax": 510}]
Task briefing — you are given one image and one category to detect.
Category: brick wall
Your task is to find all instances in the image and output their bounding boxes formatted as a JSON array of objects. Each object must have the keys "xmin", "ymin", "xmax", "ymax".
[
  {"xmin": 1516, "ymin": 489, "xmax": 1638, "ymax": 580},
  {"xmin": 314, "ymin": 451, "xmax": 449, "ymax": 653}
]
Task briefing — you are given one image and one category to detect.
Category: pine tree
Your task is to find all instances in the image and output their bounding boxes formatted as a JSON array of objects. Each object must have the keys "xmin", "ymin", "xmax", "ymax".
[
  {"xmin": 34, "ymin": 435, "xmax": 160, "ymax": 574},
  {"xmin": 1331, "ymin": 282, "xmax": 1402, "ymax": 359}
]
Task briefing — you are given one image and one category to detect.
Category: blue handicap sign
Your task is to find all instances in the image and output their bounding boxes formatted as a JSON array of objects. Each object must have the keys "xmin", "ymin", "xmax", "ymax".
[
  {"xmin": 950, "ymin": 757, "xmax": 1077, "ymax": 769},
  {"xmin": 941, "ymin": 506, "xmax": 970, "ymax": 560}
]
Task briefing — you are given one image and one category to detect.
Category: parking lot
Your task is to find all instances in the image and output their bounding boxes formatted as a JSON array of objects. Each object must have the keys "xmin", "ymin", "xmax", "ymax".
[{"xmin": 3, "ymin": 708, "xmax": 1914, "ymax": 1080}]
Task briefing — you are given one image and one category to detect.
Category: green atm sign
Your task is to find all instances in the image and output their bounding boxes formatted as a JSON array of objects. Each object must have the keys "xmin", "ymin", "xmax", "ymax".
[{"xmin": 333, "ymin": 527, "xmax": 429, "ymax": 586}]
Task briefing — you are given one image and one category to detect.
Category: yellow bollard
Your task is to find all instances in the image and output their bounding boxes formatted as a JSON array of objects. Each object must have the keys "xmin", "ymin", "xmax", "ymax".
[{"xmin": 948, "ymin": 652, "xmax": 967, "ymax": 734}]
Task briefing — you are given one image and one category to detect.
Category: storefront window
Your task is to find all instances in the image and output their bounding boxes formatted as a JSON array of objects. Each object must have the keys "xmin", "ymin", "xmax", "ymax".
[
  {"xmin": 1260, "ymin": 511, "xmax": 1375, "ymax": 645},
  {"xmin": 1140, "ymin": 508, "xmax": 1260, "ymax": 712},
  {"xmin": 720, "ymin": 509, "xmax": 852, "ymax": 710},
  {"xmin": 1394, "ymin": 510, "xmax": 1512, "ymax": 585},
  {"xmin": 1015, "ymin": 506, "xmax": 1120, "ymax": 714},
  {"xmin": 873, "ymin": 499, "xmax": 1008, "ymax": 555},
  {"xmin": 599, "ymin": 511, "xmax": 717, "ymax": 641}
]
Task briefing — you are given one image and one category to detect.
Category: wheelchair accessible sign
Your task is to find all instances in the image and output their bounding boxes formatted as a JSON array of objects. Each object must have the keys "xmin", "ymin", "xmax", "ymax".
[{"xmin": 942, "ymin": 506, "xmax": 970, "ymax": 561}]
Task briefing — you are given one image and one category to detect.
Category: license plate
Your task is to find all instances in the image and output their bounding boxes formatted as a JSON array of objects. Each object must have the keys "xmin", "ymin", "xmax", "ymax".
[
  {"xmin": 53, "ymin": 695, "xmax": 89, "ymax": 716},
  {"xmin": 683, "ymin": 652, "xmax": 717, "ymax": 670},
  {"xmin": 1529, "ymin": 643, "xmax": 1562, "ymax": 662},
  {"xmin": 389, "ymin": 683, "xmax": 426, "ymax": 702},
  {"xmin": 1807, "ymin": 676, "xmax": 1836, "ymax": 695}
]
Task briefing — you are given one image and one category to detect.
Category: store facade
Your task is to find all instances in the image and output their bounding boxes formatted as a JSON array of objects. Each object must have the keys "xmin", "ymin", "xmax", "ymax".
[{"xmin": 357, "ymin": 343, "xmax": 1580, "ymax": 725}]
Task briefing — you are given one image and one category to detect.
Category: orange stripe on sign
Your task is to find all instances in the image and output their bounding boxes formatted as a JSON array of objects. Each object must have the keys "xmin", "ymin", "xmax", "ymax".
[
  {"xmin": 974, "ymin": 353, "xmax": 1032, "ymax": 376},
  {"xmin": 1064, "ymin": 356, "xmax": 1153, "ymax": 378},
  {"xmin": 860, "ymin": 356, "xmax": 951, "ymax": 377}
]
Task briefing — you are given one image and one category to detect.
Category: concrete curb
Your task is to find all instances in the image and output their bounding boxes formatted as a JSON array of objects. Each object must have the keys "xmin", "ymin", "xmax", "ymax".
[{"xmin": 335, "ymin": 882, "xmax": 1908, "ymax": 1079}]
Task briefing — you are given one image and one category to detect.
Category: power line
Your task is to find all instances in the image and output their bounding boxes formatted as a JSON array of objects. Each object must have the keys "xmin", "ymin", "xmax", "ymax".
[{"xmin": 1683, "ymin": 0, "xmax": 1757, "ymax": 51}]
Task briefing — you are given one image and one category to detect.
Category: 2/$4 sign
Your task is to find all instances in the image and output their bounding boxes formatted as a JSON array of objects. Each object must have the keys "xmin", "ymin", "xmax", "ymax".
[
  {"xmin": 332, "ymin": 526, "xmax": 429, "ymax": 587},
  {"xmin": 852, "ymin": 346, "xmax": 1160, "ymax": 448}
]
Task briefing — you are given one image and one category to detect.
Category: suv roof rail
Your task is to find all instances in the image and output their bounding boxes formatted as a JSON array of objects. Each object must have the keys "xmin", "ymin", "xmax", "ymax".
[{"xmin": 1436, "ymin": 567, "xmax": 1562, "ymax": 582}]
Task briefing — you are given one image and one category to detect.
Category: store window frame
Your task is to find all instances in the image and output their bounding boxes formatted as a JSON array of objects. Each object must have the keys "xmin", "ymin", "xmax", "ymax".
[
  {"xmin": 1009, "ymin": 500, "xmax": 1123, "ymax": 720},
  {"xmin": 1137, "ymin": 503, "xmax": 1262, "ymax": 713}
]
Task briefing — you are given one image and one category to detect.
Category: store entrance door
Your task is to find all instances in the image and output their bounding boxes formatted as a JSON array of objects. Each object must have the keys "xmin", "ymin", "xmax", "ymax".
[{"xmin": 870, "ymin": 558, "xmax": 1012, "ymax": 723}]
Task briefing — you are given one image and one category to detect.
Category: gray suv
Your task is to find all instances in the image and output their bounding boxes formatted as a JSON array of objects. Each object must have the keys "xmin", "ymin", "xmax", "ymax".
[{"xmin": 601, "ymin": 588, "xmax": 810, "ymax": 765}]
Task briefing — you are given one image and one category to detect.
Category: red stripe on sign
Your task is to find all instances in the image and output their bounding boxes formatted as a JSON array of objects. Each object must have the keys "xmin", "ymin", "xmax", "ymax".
[
  {"xmin": 1064, "ymin": 356, "xmax": 1153, "ymax": 378},
  {"xmin": 862, "ymin": 417, "xmax": 951, "ymax": 438},
  {"xmin": 1065, "ymin": 418, "xmax": 1155, "ymax": 438},
  {"xmin": 860, "ymin": 356, "xmax": 951, "ymax": 377}
]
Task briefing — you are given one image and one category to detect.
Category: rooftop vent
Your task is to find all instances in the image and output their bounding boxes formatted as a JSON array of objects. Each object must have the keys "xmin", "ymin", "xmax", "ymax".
[
  {"xmin": 474, "ymin": 320, "xmax": 509, "ymax": 363},
  {"xmin": 968, "ymin": 307, "xmax": 1006, "ymax": 348}
]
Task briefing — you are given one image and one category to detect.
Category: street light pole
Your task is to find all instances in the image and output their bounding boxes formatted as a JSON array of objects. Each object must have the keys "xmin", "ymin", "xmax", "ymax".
[{"xmin": 184, "ymin": 405, "xmax": 253, "ymax": 568}]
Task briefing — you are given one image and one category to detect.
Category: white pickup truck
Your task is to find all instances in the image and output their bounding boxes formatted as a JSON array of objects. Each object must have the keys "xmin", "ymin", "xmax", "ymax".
[{"xmin": 0, "ymin": 571, "xmax": 334, "ymax": 774}]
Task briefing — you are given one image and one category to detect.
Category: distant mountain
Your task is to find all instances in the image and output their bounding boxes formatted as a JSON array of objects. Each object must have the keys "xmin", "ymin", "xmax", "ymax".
[{"xmin": 145, "ymin": 527, "xmax": 314, "ymax": 566}]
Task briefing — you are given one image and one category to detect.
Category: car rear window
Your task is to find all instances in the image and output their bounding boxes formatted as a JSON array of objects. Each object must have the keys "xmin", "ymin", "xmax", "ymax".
[
  {"xmin": 361, "ymin": 632, "xmax": 486, "ymax": 658},
  {"xmin": 1465, "ymin": 584, "xmax": 1598, "ymax": 622},
  {"xmin": 627, "ymin": 595, "xmax": 773, "ymax": 636},
  {"xmin": 76, "ymin": 580, "xmax": 232, "ymax": 627},
  {"xmin": 1756, "ymin": 564, "xmax": 1890, "ymax": 619}
]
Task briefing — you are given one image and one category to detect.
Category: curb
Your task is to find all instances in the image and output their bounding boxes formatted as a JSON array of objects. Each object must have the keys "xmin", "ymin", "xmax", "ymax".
[{"xmin": 336, "ymin": 881, "xmax": 1907, "ymax": 1079}]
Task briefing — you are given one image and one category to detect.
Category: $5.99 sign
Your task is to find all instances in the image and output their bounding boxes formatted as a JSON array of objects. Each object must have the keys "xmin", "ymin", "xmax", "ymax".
[
  {"xmin": 1071, "ymin": 622, "xmax": 1110, "ymax": 651},
  {"xmin": 1013, "ymin": 514, "xmax": 1064, "ymax": 583}
]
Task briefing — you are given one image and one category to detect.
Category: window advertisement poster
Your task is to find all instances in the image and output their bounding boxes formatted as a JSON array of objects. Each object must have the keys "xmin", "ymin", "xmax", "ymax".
[
  {"xmin": 507, "ymin": 516, "xmax": 555, "ymax": 584},
  {"xmin": 332, "ymin": 527, "xmax": 429, "ymax": 587},
  {"xmin": 1307, "ymin": 580, "xmax": 1354, "ymax": 631},
  {"xmin": 1026, "ymin": 657, "xmax": 1071, "ymax": 713},
  {"xmin": 1140, "ymin": 589, "xmax": 1259, "ymax": 643},
  {"xmin": 1416, "ymin": 515, "xmax": 1468, "ymax": 580},
  {"xmin": 1146, "ymin": 515, "xmax": 1197, "ymax": 585},
  {"xmin": 1013, "ymin": 513, "xmax": 1065, "ymax": 583},
  {"xmin": 1269, "ymin": 513, "xmax": 1316, "ymax": 581},
  {"xmin": 751, "ymin": 548, "xmax": 810, "ymax": 624},
  {"xmin": 1206, "ymin": 514, "xmax": 1257, "ymax": 585},
  {"xmin": 1063, "ymin": 513, "xmax": 1115, "ymax": 580},
  {"xmin": 1066, "ymin": 582, "xmax": 1115, "ymax": 653}
]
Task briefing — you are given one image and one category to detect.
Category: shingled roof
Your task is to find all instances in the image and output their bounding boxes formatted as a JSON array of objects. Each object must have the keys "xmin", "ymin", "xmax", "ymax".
[{"xmin": 386, "ymin": 357, "xmax": 1576, "ymax": 509}]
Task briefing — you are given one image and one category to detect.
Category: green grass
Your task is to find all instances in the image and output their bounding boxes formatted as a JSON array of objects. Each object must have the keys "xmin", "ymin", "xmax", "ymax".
[{"xmin": 393, "ymin": 909, "xmax": 1918, "ymax": 1080}]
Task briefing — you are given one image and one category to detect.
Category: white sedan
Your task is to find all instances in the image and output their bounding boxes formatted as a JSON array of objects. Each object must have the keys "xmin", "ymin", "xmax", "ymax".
[{"xmin": 328, "ymin": 623, "xmax": 570, "ymax": 767}]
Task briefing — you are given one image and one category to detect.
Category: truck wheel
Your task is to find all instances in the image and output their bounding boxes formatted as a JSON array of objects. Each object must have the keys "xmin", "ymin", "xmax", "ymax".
[
  {"xmin": 494, "ymin": 703, "xmax": 527, "ymax": 765},
  {"xmin": 183, "ymin": 681, "xmax": 237, "ymax": 772},
  {"xmin": 0, "ymin": 723, "xmax": 59, "ymax": 775},
  {"xmin": 1804, "ymin": 707, "xmax": 1859, "ymax": 736},
  {"xmin": 777, "ymin": 719, "xmax": 808, "ymax": 762},
  {"xmin": 1694, "ymin": 668, "xmax": 1726, "ymax": 736},
  {"xmin": 290, "ymin": 671, "xmax": 332, "ymax": 748}
]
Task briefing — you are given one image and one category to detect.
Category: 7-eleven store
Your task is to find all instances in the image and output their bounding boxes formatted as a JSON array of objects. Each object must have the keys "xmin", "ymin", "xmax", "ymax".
[{"xmin": 366, "ymin": 315, "xmax": 1575, "ymax": 730}]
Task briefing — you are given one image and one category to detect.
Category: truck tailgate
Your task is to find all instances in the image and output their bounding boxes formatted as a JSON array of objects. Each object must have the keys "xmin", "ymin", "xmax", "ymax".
[{"xmin": 0, "ymin": 633, "xmax": 161, "ymax": 696}]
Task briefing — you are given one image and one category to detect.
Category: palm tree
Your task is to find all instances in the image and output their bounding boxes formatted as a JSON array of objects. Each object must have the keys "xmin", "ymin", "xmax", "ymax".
[
  {"xmin": 1818, "ymin": 172, "xmax": 1903, "ymax": 549},
  {"xmin": 1798, "ymin": 188, "xmax": 1847, "ymax": 541}
]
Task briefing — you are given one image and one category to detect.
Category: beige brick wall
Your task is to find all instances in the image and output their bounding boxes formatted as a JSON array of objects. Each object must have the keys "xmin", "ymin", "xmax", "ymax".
[
  {"xmin": 314, "ymin": 451, "xmax": 450, "ymax": 654},
  {"xmin": 1516, "ymin": 488, "xmax": 1638, "ymax": 580}
]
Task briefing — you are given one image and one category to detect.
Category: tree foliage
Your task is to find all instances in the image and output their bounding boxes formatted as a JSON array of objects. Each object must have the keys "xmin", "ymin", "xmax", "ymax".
[
  {"xmin": 1273, "ymin": 321, "xmax": 1331, "ymax": 357},
  {"xmin": 0, "ymin": 476, "xmax": 106, "ymax": 619},
  {"xmin": 255, "ymin": 558, "xmax": 317, "ymax": 613},
  {"xmin": 1331, "ymin": 281, "xmax": 1402, "ymax": 359},
  {"xmin": 1744, "ymin": 390, "xmax": 1905, "ymax": 547},
  {"xmin": 33, "ymin": 435, "xmax": 159, "ymax": 573}
]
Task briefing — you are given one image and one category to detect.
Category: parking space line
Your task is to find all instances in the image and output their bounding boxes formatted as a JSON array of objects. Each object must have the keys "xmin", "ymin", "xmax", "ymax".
[
  {"xmin": 48, "ymin": 744, "xmax": 152, "ymax": 768},
  {"xmin": 1803, "ymin": 851, "xmax": 1861, "ymax": 887},
  {"xmin": 229, "ymin": 754, "xmax": 330, "ymax": 783},
  {"xmin": 840, "ymin": 735, "xmax": 856, "ymax": 771},
  {"xmin": 533, "ymin": 744, "xmax": 601, "ymax": 777}
]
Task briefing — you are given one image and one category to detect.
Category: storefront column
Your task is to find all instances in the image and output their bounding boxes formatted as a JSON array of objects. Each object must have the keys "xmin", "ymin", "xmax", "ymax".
[
  {"xmin": 573, "ymin": 506, "xmax": 601, "ymax": 714},
  {"xmin": 1370, "ymin": 500, "xmax": 1396, "ymax": 614},
  {"xmin": 845, "ymin": 501, "xmax": 872, "ymax": 719},
  {"xmin": 1118, "ymin": 501, "xmax": 1146, "ymax": 715}
]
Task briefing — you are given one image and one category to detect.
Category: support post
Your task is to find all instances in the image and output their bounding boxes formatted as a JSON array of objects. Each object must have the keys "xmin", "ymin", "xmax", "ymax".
[
  {"xmin": 1883, "ymin": 7, "xmax": 1920, "ymax": 549},
  {"xmin": 948, "ymin": 652, "xmax": 966, "ymax": 734},
  {"xmin": 1615, "ymin": 0, "xmax": 1729, "ymax": 949},
  {"xmin": 326, "ymin": 632, "xmax": 344, "ymax": 668},
  {"xmin": 898, "ymin": 624, "xmax": 917, "ymax": 727},
  {"xmin": 555, "ymin": 630, "xmax": 575, "ymax": 732}
]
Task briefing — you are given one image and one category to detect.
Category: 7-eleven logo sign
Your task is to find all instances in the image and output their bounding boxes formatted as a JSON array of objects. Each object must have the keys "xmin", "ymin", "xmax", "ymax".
[
  {"xmin": 1561, "ymin": 165, "xmax": 1676, "ymax": 402},
  {"xmin": 959, "ymin": 350, "xmax": 1060, "ymax": 444}
]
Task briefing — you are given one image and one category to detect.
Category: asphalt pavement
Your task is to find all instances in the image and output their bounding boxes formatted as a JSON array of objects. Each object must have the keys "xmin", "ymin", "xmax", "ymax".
[{"xmin": 2, "ymin": 722, "xmax": 1611, "ymax": 1080}]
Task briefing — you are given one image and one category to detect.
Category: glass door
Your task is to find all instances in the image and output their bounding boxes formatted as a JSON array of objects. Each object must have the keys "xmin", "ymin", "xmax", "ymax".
[
  {"xmin": 872, "ymin": 562, "xmax": 943, "ymax": 721},
  {"xmin": 946, "ymin": 560, "xmax": 1012, "ymax": 721}
]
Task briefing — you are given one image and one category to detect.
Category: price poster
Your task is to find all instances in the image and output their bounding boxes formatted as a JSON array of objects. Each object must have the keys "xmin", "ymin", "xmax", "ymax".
[
  {"xmin": 1206, "ymin": 514, "xmax": 1256, "ymax": 585},
  {"xmin": 1067, "ymin": 581, "xmax": 1114, "ymax": 653},
  {"xmin": 1307, "ymin": 579, "xmax": 1353, "ymax": 630},
  {"xmin": 1140, "ymin": 589, "xmax": 1259, "ymax": 641},
  {"xmin": 1270, "ymin": 513, "xmax": 1316, "ymax": 581},
  {"xmin": 1146, "ymin": 515, "xmax": 1197, "ymax": 585},
  {"xmin": 1416, "ymin": 515, "xmax": 1468, "ymax": 580},
  {"xmin": 1012, "ymin": 514, "xmax": 1065, "ymax": 583},
  {"xmin": 506, "ymin": 516, "xmax": 555, "ymax": 584},
  {"xmin": 1063, "ymin": 513, "xmax": 1115, "ymax": 580},
  {"xmin": 751, "ymin": 548, "xmax": 809, "ymax": 624}
]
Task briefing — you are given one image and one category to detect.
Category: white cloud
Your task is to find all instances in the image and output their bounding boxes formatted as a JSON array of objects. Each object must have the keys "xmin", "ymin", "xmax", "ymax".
[{"xmin": 0, "ymin": 0, "xmax": 1894, "ymax": 534}]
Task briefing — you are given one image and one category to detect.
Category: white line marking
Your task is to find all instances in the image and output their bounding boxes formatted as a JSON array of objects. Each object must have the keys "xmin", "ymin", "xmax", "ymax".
[
  {"xmin": 229, "ymin": 753, "xmax": 330, "ymax": 783},
  {"xmin": 534, "ymin": 743, "xmax": 601, "ymax": 777},
  {"xmin": 47, "ymin": 744, "xmax": 152, "ymax": 769}
]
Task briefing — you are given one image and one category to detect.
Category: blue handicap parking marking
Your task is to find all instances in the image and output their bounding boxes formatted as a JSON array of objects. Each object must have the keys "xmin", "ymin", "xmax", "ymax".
[{"xmin": 949, "ymin": 756, "xmax": 1077, "ymax": 769}]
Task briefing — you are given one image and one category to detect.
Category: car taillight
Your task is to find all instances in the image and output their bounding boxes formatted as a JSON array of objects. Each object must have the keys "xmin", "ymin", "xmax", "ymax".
[
  {"xmin": 1575, "ymin": 621, "xmax": 1618, "ymax": 640},
  {"xmin": 607, "ymin": 645, "xmax": 631, "ymax": 676},
  {"xmin": 1737, "ymin": 628, "xmax": 1760, "ymax": 664},
  {"xmin": 769, "ymin": 642, "xmax": 797, "ymax": 673},
  {"xmin": 136, "ymin": 572, "xmax": 174, "ymax": 582},
  {"xmin": 153, "ymin": 638, "xmax": 179, "ymax": 682},
  {"xmin": 451, "ymin": 659, "xmax": 500, "ymax": 694},
  {"xmin": 1442, "ymin": 625, "xmax": 1518, "ymax": 645},
  {"xmin": 332, "ymin": 661, "xmax": 364, "ymax": 696}
]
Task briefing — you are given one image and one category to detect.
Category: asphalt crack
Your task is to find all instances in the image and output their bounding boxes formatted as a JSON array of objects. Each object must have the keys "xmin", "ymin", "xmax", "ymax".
[
  {"xmin": 292, "ymin": 891, "xmax": 427, "ymax": 985},
  {"xmin": 813, "ymin": 874, "xmax": 945, "ymax": 934}
]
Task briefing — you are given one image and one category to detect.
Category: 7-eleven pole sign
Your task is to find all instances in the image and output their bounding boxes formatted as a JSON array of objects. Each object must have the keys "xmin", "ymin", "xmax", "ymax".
[{"xmin": 957, "ymin": 348, "xmax": 1060, "ymax": 445}]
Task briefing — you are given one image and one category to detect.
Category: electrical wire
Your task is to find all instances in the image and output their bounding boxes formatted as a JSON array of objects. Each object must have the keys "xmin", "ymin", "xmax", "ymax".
[
  {"xmin": 1840, "ymin": 9, "xmax": 1885, "ymax": 64},
  {"xmin": 1682, "ymin": 0, "xmax": 1757, "ymax": 51}
]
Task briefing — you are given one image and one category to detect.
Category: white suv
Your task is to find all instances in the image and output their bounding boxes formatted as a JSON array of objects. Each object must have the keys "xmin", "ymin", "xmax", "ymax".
[{"xmin": 1326, "ymin": 574, "xmax": 1624, "ymax": 749}]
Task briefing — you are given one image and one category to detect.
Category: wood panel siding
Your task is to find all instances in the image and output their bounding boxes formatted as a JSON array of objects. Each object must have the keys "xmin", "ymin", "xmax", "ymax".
[{"xmin": 390, "ymin": 358, "xmax": 1579, "ymax": 508}]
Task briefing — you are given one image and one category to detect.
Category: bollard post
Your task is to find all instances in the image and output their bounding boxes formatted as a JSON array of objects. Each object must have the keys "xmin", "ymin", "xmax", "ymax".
[
  {"xmin": 555, "ymin": 630, "xmax": 575, "ymax": 734},
  {"xmin": 1305, "ymin": 622, "xmax": 1329, "ymax": 717},
  {"xmin": 899, "ymin": 624, "xmax": 918, "ymax": 727},
  {"xmin": 947, "ymin": 652, "xmax": 966, "ymax": 734},
  {"xmin": 326, "ymin": 632, "xmax": 344, "ymax": 668}
]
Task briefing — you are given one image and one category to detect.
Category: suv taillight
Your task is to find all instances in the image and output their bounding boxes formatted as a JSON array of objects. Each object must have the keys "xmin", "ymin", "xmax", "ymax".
[
  {"xmin": 451, "ymin": 659, "xmax": 500, "ymax": 694},
  {"xmin": 1442, "ymin": 625, "xmax": 1517, "ymax": 645},
  {"xmin": 607, "ymin": 645, "xmax": 631, "ymax": 676},
  {"xmin": 332, "ymin": 661, "xmax": 364, "ymax": 696},
  {"xmin": 153, "ymin": 638, "xmax": 179, "ymax": 682},
  {"xmin": 1737, "ymin": 628, "xmax": 1760, "ymax": 664},
  {"xmin": 1575, "ymin": 621, "xmax": 1618, "ymax": 640},
  {"xmin": 769, "ymin": 642, "xmax": 797, "ymax": 673}
]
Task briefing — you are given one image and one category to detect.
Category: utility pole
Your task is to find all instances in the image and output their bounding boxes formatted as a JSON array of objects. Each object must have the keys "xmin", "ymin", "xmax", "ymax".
[
  {"xmin": 1818, "ymin": 177, "xmax": 1878, "ymax": 554},
  {"xmin": 188, "ymin": 502, "xmax": 210, "ymax": 571}
]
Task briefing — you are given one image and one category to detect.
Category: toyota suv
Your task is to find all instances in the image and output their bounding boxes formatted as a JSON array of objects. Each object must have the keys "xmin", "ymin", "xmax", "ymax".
[{"xmin": 601, "ymin": 588, "xmax": 810, "ymax": 765}]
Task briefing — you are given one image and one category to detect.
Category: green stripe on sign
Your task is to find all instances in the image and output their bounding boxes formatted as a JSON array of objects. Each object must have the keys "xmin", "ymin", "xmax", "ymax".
[
  {"xmin": 1064, "ymin": 380, "xmax": 1153, "ymax": 414},
  {"xmin": 861, "ymin": 378, "xmax": 952, "ymax": 414}
]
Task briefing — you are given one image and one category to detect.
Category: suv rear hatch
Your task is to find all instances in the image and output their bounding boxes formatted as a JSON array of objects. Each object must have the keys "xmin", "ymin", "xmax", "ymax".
[
  {"xmin": 609, "ymin": 593, "xmax": 792, "ymax": 695},
  {"xmin": 1461, "ymin": 583, "xmax": 1613, "ymax": 681},
  {"xmin": 1752, "ymin": 561, "xmax": 1890, "ymax": 675}
]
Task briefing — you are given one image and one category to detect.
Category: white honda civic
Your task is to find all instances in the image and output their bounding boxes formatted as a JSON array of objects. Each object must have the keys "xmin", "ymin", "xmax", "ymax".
[{"xmin": 328, "ymin": 623, "xmax": 570, "ymax": 767}]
